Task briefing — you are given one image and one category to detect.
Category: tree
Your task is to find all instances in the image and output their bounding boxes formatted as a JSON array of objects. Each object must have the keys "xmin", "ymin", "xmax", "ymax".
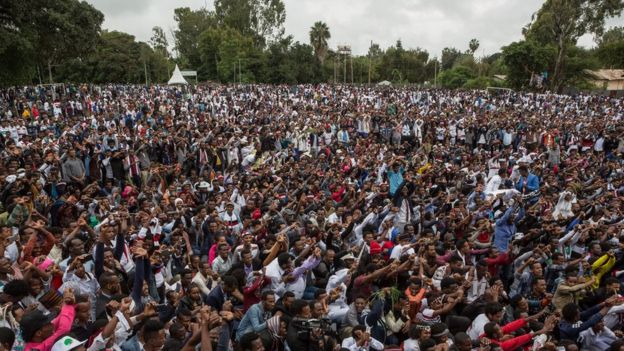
[
  {"xmin": 0, "ymin": 0, "xmax": 104, "ymax": 85},
  {"xmin": 150, "ymin": 26, "xmax": 169, "ymax": 58},
  {"xmin": 309, "ymin": 21, "xmax": 331, "ymax": 65},
  {"xmin": 469, "ymin": 39, "xmax": 480, "ymax": 55},
  {"xmin": 32, "ymin": 0, "xmax": 104, "ymax": 83},
  {"xmin": 438, "ymin": 66, "xmax": 476, "ymax": 89},
  {"xmin": 524, "ymin": 0, "xmax": 624, "ymax": 91},
  {"xmin": 173, "ymin": 7, "xmax": 216, "ymax": 78},
  {"xmin": 597, "ymin": 26, "xmax": 624, "ymax": 46},
  {"xmin": 441, "ymin": 47, "xmax": 462, "ymax": 70},
  {"xmin": 0, "ymin": 0, "xmax": 37, "ymax": 84},
  {"xmin": 502, "ymin": 40, "xmax": 554, "ymax": 90},
  {"xmin": 214, "ymin": 0, "xmax": 286, "ymax": 45}
]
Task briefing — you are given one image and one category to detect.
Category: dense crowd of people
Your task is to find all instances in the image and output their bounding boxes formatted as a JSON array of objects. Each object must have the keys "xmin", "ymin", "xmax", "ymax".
[{"xmin": 0, "ymin": 83, "xmax": 622, "ymax": 351}]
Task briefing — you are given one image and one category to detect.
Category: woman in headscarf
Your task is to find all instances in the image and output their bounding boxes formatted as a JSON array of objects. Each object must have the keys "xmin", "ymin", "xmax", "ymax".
[{"xmin": 258, "ymin": 314, "xmax": 290, "ymax": 351}]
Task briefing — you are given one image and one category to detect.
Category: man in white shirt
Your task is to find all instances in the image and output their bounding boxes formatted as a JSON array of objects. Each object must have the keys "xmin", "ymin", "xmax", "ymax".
[
  {"xmin": 467, "ymin": 303, "xmax": 504, "ymax": 340},
  {"xmin": 484, "ymin": 168, "xmax": 507, "ymax": 196},
  {"xmin": 341, "ymin": 326, "xmax": 384, "ymax": 351}
]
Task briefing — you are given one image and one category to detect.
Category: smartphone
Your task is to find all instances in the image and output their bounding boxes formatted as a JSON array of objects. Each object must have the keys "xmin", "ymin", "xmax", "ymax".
[{"xmin": 82, "ymin": 254, "xmax": 94, "ymax": 262}]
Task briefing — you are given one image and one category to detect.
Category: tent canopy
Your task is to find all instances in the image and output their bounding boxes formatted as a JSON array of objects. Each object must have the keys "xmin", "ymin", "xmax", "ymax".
[
  {"xmin": 168, "ymin": 64, "xmax": 189, "ymax": 85},
  {"xmin": 377, "ymin": 80, "xmax": 392, "ymax": 86}
]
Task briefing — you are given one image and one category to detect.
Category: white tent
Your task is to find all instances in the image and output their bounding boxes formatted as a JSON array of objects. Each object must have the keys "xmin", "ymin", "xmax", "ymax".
[
  {"xmin": 168, "ymin": 64, "xmax": 188, "ymax": 85},
  {"xmin": 377, "ymin": 80, "xmax": 392, "ymax": 86}
]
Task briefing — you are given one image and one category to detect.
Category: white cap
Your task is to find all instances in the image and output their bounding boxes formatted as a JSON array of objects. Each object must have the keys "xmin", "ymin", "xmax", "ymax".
[{"xmin": 51, "ymin": 336, "xmax": 86, "ymax": 351}]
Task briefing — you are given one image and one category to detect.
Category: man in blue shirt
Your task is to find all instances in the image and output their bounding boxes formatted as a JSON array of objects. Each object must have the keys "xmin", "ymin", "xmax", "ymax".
[
  {"xmin": 494, "ymin": 202, "xmax": 525, "ymax": 252},
  {"xmin": 559, "ymin": 300, "xmax": 611, "ymax": 341},
  {"xmin": 236, "ymin": 290, "xmax": 276, "ymax": 341},
  {"xmin": 386, "ymin": 158, "xmax": 405, "ymax": 197}
]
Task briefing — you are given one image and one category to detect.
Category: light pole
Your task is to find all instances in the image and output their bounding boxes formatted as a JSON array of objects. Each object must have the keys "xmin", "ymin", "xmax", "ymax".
[{"xmin": 433, "ymin": 58, "xmax": 438, "ymax": 88}]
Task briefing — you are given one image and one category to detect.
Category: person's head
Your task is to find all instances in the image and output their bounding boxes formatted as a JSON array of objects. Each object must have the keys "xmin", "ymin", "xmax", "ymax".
[
  {"xmin": 169, "ymin": 322, "xmax": 187, "ymax": 341},
  {"xmin": 176, "ymin": 308, "xmax": 193, "ymax": 331},
  {"xmin": 532, "ymin": 278, "xmax": 547, "ymax": 295},
  {"xmin": 218, "ymin": 243, "xmax": 229, "ymax": 259},
  {"xmin": 281, "ymin": 291, "xmax": 295, "ymax": 310},
  {"xmin": 448, "ymin": 255, "xmax": 463, "ymax": 273},
  {"xmin": 239, "ymin": 332, "xmax": 264, "ymax": 351},
  {"xmin": 99, "ymin": 272, "xmax": 121, "ymax": 295},
  {"xmin": 68, "ymin": 238, "xmax": 85, "ymax": 257},
  {"xmin": 605, "ymin": 277, "xmax": 621, "ymax": 295},
  {"xmin": 354, "ymin": 296, "xmax": 367, "ymax": 313},
  {"xmin": 483, "ymin": 321, "xmax": 503, "ymax": 339},
  {"xmin": 454, "ymin": 332, "xmax": 472, "ymax": 351},
  {"xmin": 261, "ymin": 290, "xmax": 276, "ymax": 312},
  {"xmin": 0, "ymin": 327, "xmax": 15, "ymax": 351},
  {"xmin": 2, "ymin": 279, "xmax": 29, "ymax": 302},
  {"xmin": 50, "ymin": 336, "xmax": 86, "ymax": 351},
  {"xmin": 103, "ymin": 248, "xmax": 116, "ymax": 268},
  {"xmin": 530, "ymin": 262, "xmax": 543, "ymax": 277},
  {"xmin": 140, "ymin": 319, "xmax": 166, "ymax": 351},
  {"xmin": 0, "ymin": 258, "xmax": 12, "ymax": 275},
  {"xmin": 484, "ymin": 303, "xmax": 504, "ymax": 322},
  {"xmin": 291, "ymin": 299, "xmax": 311, "ymax": 319},
  {"xmin": 277, "ymin": 252, "xmax": 292, "ymax": 271},
  {"xmin": 19, "ymin": 309, "xmax": 56, "ymax": 343},
  {"xmin": 419, "ymin": 338, "xmax": 437, "ymax": 351},
  {"xmin": 519, "ymin": 165, "xmax": 528, "ymax": 177},
  {"xmin": 440, "ymin": 277, "xmax": 459, "ymax": 294},
  {"xmin": 562, "ymin": 303, "xmax": 581, "ymax": 323},
  {"xmin": 74, "ymin": 295, "xmax": 91, "ymax": 323},
  {"xmin": 188, "ymin": 284, "xmax": 201, "ymax": 302},
  {"xmin": 564, "ymin": 270, "xmax": 579, "ymax": 285},
  {"xmin": 180, "ymin": 269, "xmax": 193, "ymax": 288},
  {"xmin": 222, "ymin": 275, "xmax": 238, "ymax": 294},
  {"xmin": 310, "ymin": 300, "xmax": 324, "ymax": 318},
  {"xmin": 241, "ymin": 249, "xmax": 253, "ymax": 266}
]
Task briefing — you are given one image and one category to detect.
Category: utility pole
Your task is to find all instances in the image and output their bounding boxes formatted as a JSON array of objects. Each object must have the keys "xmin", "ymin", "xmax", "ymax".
[
  {"xmin": 144, "ymin": 59, "xmax": 148, "ymax": 86},
  {"xmin": 48, "ymin": 60, "xmax": 53, "ymax": 84},
  {"xmin": 350, "ymin": 55, "xmax": 353, "ymax": 84},
  {"xmin": 434, "ymin": 59, "xmax": 437, "ymax": 88},
  {"xmin": 343, "ymin": 51, "xmax": 346, "ymax": 84},
  {"xmin": 368, "ymin": 40, "xmax": 372, "ymax": 85},
  {"xmin": 36, "ymin": 65, "xmax": 42, "ymax": 85}
]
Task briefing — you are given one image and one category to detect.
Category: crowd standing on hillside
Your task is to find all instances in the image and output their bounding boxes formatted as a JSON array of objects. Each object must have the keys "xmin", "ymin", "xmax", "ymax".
[{"xmin": 0, "ymin": 84, "xmax": 622, "ymax": 351}]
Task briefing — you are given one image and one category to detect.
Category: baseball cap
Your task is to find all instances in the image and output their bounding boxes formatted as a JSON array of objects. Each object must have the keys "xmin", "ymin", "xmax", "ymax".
[
  {"xmin": 19, "ymin": 310, "xmax": 56, "ymax": 342},
  {"xmin": 51, "ymin": 336, "xmax": 87, "ymax": 351}
]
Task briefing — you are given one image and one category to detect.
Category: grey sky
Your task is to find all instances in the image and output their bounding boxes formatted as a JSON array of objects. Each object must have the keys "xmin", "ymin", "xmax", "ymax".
[{"xmin": 86, "ymin": 0, "xmax": 623, "ymax": 58}]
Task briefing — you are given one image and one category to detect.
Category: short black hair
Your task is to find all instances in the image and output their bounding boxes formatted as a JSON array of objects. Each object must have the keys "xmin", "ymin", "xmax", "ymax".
[
  {"xmin": 239, "ymin": 331, "xmax": 261, "ymax": 350},
  {"xmin": 291, "ymin": 299, "xmax": 309, "ymax": 316},
  {"xmin": 484, "ymin": 303, "xmax": 503, "ymax": 316},
  {"xmin": 3, "ymin": 280, "xmax": 29, "ymax": 299},
  {"xmin": 142, "ymin": 319, "xmax": 164, "ymax": 340},
  {"xmin": 0, "ymin": 327, "xmax": 15, "ymax": 350}
]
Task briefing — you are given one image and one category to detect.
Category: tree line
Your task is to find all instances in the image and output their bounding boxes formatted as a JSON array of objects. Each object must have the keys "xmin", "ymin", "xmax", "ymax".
[{"xmin": 0, "ymin": 0, "xmax": 622, "ymax": 91}]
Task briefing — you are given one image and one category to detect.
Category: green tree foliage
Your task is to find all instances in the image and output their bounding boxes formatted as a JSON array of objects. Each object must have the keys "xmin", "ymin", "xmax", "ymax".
[
  {"xmin": 595, "ymin": 27, "xmax": 624, "ymax": 67},
  {"xmin": 309, "ymin": 22, "xmax": 331, "ymax": 65},
  {"xmin": 214, "ymin": 0, "xmax": 286, "ymax": 45},
  {"xmin": 438, "ymin": 66, "xmax": 476, "ymax": 89},
  {"xmin": 501, "ymin": 40, "xmax": 554, "ymax": 90},
  {"xmin": 173, "ymin": 7, "xmax": 216, "ymax": 78},
  {"xmin": 0, "ymin": 0, "xmax": 104, "ymax": 85},
  {"xmin": 441, "ymin": 47, "xmax": 462, "ymax": 70},
  {"xmin": 524, "ymin": 0, "xmax": 624, "ymax": 91}
]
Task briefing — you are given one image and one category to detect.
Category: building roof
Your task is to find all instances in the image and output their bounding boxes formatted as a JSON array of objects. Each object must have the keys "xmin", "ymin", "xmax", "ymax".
[{"xmin": 585, "ymin": 69, "xmax": 624, "ymax": 81}]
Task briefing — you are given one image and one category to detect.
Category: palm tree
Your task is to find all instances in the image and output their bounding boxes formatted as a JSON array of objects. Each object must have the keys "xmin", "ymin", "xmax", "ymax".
[
  {"xmin": 309, "ymin": 21, "xmax": 331, "ymax": 65},
  {"xmin": 469, "ymin": 38, "xmax": 480, "ymax": 55}
]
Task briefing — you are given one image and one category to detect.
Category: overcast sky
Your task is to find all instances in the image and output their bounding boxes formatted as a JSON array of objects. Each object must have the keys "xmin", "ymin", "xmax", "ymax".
[{"xmin": 86, "ymin": 0, "xmax": 624, "ymax": 58}]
